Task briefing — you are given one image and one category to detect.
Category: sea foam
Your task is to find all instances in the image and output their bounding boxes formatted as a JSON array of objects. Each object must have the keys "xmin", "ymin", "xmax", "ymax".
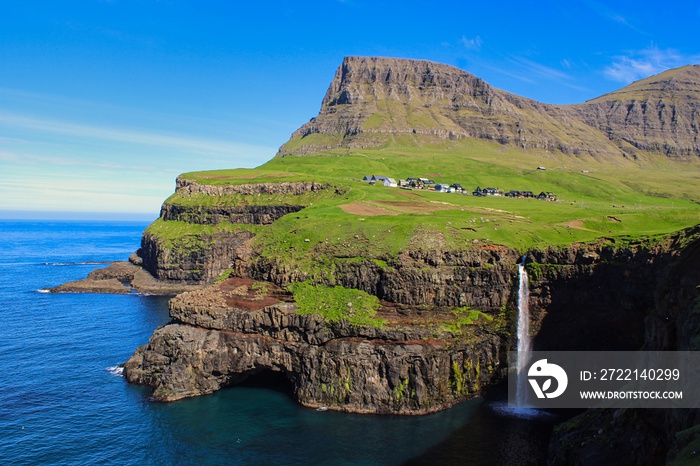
[{"xmin": 106, "ymin": 366, "xmax": 124, "ymax": 377}]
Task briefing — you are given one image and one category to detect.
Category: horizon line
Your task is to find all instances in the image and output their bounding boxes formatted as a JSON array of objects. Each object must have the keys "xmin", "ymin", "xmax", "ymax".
[{"xmin": 0, "ymin": 210, "xmax": 158, "ymax": 222}]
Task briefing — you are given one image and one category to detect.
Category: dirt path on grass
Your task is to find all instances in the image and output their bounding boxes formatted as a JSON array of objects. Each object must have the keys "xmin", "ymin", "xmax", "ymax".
[{"xmin": 339, "ymin": 201, "xmax": 400, "ymax": 216}]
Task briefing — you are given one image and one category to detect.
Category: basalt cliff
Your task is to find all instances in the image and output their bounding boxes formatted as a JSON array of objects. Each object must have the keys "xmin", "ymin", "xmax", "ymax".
[{"xmin": 112, "ymin": 57, "xmax": 700, "ymax": 465}]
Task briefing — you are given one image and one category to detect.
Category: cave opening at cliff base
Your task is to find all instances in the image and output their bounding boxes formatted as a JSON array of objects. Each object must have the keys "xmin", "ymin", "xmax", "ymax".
[{"xmin": 227, "ymin": 368, "xmax": 296, "ymax": 398}]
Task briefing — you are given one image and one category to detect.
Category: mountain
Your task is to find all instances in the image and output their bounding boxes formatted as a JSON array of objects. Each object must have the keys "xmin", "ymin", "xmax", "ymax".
[
  {"xmin": 278, "ymin": 57, "xmax": 700, "ymax": 161},
  {"xmin": 569, "ymin": 65, "xmax": 700, "ymax": 158}
]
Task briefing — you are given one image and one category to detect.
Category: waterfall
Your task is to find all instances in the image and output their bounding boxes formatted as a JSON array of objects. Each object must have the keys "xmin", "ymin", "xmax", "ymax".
[{"xmin": 515, "ymin": 257, "xmax": 531, "ymax": 407}]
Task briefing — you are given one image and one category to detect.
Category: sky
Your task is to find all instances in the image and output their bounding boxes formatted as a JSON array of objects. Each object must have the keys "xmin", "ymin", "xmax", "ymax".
[{"xmin": 1, "ymin": 0, "xmax": 699, "ymax": 219}]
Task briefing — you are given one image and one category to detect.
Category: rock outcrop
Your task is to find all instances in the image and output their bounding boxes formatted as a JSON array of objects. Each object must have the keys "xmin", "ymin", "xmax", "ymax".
[
  {"xmin": 50, "ymin": 260, "xmax": 203, "ymax": 295},
  {"xmin": 568, "ymin": 65, "xmax": 700, "ymax": 159},
  {"xmin": 159, "ymin": 203, "xmax": 305, "ymax": 225},
  {"xmin": 249, "ymin": 245, "xmax": 520, "ymax": 309},
  {"xmin": 138, "ymin": 230, "xmax": 254, "ymax": 283},
  {"xmin": 123, "ymin": 278, "xmax": 502, "ymax": 414},
  {"xmin": 174, "ymin": 179, "xmax": 328, "ymax": 197}
]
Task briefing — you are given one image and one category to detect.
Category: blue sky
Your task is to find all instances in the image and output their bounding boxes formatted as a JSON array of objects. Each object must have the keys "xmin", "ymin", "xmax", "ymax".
[{"xmin": 1, "ymin": 0, "xmax": 699, "ymax": 219}]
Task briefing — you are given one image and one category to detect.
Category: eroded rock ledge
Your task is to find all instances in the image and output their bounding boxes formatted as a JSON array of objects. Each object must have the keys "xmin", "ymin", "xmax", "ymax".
[
  {"xmin": 175, "ymin": 178, "xmax": 328, "ymax": 197},
  {"xmin": 159, "ymin": 203, "xmax": 305, "ymax": 225},
  {"xmin": 50, "ymin": 257, "xmax": 203, "ymax": 295},
  {"xmin": 123, "ymin": 278, "xmax": 502, "ymax": 414}
]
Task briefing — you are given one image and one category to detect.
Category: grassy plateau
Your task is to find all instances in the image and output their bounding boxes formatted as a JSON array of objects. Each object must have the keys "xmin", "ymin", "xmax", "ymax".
[{"xmin": 165, "ymin": 137, "xmax": 699, "ymax": 265}]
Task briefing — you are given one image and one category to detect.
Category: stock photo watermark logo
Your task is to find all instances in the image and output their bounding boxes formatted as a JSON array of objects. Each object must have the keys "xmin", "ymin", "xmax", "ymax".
[
  {"xmin": 509, "ymin": 351, "xmax": 700, "ymax": 409},
  {"xmin": 528, "ymin": 359, "xmax": 568, "ymax": 399}
]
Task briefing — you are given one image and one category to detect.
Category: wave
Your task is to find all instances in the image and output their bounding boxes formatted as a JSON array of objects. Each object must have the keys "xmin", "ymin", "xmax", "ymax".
[
  {"xmin": 36, "ymin": 289, "xmax": 51, "ymax": 294},
  {"xmin": 44, "ymin": 261, "xmax": 111, "ymax": 267},
  {"xmin": 106, "ymin": 366, "xmax": 124, "ymax": 377}
]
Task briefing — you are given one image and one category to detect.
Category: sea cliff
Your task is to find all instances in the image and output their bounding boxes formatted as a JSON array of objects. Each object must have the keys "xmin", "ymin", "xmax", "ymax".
[
  {"xmin": 105, "ymin": 56, "xmax": 700, "ymax": 463},
  {"xmin": 123, "ymin": 227, "xmax": 700, "ymax": 418}
]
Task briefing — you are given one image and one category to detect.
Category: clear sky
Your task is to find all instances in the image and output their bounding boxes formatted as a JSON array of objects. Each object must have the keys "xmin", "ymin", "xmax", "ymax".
[{"xmin": 1, "ymin": 1, "xmax": 699, "ymax": 219}]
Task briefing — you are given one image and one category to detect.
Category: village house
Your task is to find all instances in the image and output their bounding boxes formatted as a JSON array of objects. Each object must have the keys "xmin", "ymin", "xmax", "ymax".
[
  {"xmin": 363, "ymin": 175, "xmax": 390, "ymax": 182},
  {"xmin": 472, "ymin": 187, "xmax": 502, "ymax": 196},
  {"xmin": 362, "ymin": 175, "xmax": 557, "ymax": 201},
  {"xmin": 435, "ymin": 184, "xmax": 458, "ymax": 193}
]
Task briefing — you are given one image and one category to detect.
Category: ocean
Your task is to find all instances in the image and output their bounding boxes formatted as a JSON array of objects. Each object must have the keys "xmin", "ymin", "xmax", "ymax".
[{"xmin": 0, "ymin": 220, "xmax": 559, "ymax": 465}]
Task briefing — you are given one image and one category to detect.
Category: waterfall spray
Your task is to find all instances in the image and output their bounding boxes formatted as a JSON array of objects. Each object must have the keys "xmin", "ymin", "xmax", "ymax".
[{"xmin": 516, "ymin": 255, "xmax": 531, "ymax": 407}]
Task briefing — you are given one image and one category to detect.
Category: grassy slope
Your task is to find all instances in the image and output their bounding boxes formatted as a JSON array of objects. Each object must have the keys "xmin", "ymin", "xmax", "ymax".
[{"xmin": 175, "ymin": 138, "xmax": 699, "ymax": 258}]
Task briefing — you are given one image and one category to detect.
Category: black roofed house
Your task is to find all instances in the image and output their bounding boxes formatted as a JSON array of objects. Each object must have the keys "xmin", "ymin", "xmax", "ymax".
[
  {"xmin": 537, "ymin": 191, "xmax": 557, "ymax": 201},
  {"xmin": 523, "ymin": 191, "xmax": 535, "ymax": 198},
  {"xmin": 362, "ymin": 175, "xmax": 373, "ymax": 182}
]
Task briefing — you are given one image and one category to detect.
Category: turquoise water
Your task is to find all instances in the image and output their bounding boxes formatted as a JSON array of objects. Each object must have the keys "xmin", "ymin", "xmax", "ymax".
[{"xmin": 0, "ymin": 220, "xmax": 557, "ymax": 465}]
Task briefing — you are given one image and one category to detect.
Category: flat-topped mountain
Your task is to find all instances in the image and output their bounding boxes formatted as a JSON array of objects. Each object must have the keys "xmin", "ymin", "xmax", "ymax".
[{"xmin": 278, "ymin": 57, "xmax": 700, "ymax": 161}]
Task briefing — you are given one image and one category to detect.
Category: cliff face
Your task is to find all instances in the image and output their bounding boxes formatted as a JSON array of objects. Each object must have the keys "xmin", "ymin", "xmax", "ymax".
[
  {"xmin": 139, "ymin": 229, "xmax": 253, "ymax": 283},
  {"xmin": 137, "ymin": 179, "xmax": 332, "ymax": 284},
  {"xmin": 124, "ymin": 228, "xmax": 700, "ymax": 420},
  {"xmin": 123, "ymin": 279, "xmax": 502, "ymax": 414},
  {"xmin": 568, "ymin": 65, "xmax": 700, "ymax": 158},
  {"xmin": 278, "ymin": 57, "xmax": 700, "ymax": 161},
  {"xmin": 249, "ymin": 246, "xmax": 519, "ymax": 309},
  {"xmin": 546, "ymin": 227, "xmax": 700, "ymax": 466}
]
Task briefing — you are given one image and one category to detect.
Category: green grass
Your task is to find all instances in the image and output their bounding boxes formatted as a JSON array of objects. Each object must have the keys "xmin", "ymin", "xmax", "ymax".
[
  {"xmin": 440, "ymin": 307, "xmax": 494, "ymax": 335},
  {"xmin": 214, "ymin": 268, "xmax": 233, "ymax": 283},
  {"xmin": 145, "ymin": 218, "xmax": 261, "ymax": 248},
  {"xmin": 147, "ymin": 139, "xmax": 699, "ymax": 278},
  {"xmin": 163, "ymin": 184, "xmax": 347, "ymax": 208},
  {"xmin": 288, "ymin": 281, "xmax": 385, "ymax": 327}
]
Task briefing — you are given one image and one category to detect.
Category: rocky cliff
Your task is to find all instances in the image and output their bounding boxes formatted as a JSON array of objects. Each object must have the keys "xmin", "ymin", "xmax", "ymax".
[
  {"xmin": 248, "ymin": 245, "xmax": 519, "ymax": 308},
  {"xmin": 277, "ymin": 57, "xmax": 700, "ymax": 161},
  {"xmin": 568, "ymin": 65, "xmax": 700, "ymax": 159},
  {"xmin": 546, "ymin": 226, "xmax": 700, "ymax": 466},
  {"xmin": 123, "ymin": 278, "xmax": 503, "ymax": 414},
  {"xmin": 136, "ymin": 179, "xmax": 335, "ymax": 284},
  {"xmin": 124, "ymin": 227, "xmax": 700, "ymax": 423}
]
